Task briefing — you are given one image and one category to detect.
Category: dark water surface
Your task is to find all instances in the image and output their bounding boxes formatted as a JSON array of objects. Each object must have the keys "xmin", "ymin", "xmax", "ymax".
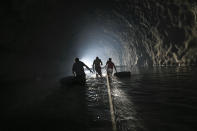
[
  {"xmin": 1, "ymin": 66, "xmax": 197, "ymax": 131},
  {"xmin": 86, "ymin": 66, "xmax": 197, "ymax": 131}
]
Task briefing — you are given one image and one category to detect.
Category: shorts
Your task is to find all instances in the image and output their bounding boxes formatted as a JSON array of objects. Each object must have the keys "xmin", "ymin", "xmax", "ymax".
[{"xmin": 107, "ymin": 68, "xmax": 113, "ymax": 75}]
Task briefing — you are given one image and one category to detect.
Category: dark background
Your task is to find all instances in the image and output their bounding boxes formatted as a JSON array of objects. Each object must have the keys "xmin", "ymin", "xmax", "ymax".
[{"xmin": 1, "ymin": 1, "xmax": 113, "ymax": 78}]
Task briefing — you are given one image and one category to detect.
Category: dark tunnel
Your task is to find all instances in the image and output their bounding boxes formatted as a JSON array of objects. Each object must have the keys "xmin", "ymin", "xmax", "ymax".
[
  {"xmin": 1, "ymin": 0, "xmax": 197, "ymax": 131},
  {"xmin": 2, "ymin": 0, "xmax": 197, "ymax": 78}
]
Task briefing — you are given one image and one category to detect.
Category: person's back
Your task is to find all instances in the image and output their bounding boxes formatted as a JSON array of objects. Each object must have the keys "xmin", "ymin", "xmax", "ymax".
[
  {"xmin": 106, "ymin": 60, "xmax": 114, "ymax": 69},
  {"xmin": 93, "ymin": 58, "xmax": 102, "ymax": 68},
  {"xmin": 72, "ymin": 61, "xmax": 85, "ymax": 76},
  {"xmin": 93, "ymin": 57, "xmax": 103, "ymax": 77},
  {"xmin": 72, "ymin": 58, "xmax": 93, "ymax": 85},
  {"xmin": 106, "ymin": 58, "xmax": 117, "ymax": 76}
]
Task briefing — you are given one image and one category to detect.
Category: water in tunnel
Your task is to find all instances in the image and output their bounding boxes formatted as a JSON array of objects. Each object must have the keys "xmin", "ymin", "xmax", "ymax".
[{"xmin": 1, "ymin": 0, "xmax": 197, "ymax": 131}]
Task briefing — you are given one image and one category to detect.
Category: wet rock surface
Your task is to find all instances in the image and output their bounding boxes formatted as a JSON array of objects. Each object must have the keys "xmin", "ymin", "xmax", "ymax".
[{"xmin": 92, "ymin": 0, "xmax": 197, "ymax": 66}]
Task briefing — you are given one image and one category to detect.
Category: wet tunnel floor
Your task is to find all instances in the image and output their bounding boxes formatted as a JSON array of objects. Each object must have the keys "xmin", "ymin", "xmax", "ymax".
[{"xmin": 1, "ymin": 66, "xmax": 197, "ymax": 131}]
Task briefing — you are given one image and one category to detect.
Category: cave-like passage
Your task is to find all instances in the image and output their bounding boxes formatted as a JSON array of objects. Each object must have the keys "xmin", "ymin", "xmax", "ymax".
[
  {"xmin": 74, "ymin": 26, "xmax": 132, "ymax": 77},
  {"xmin": 74, "ymin": 27, "xmax": 140, "ymax": 131},
  {"xmin": 78, "ymin": 30, "xmax": 137, "ymax": 130}
]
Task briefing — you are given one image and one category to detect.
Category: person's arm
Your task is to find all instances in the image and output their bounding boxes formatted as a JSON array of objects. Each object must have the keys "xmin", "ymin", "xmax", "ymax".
[
  {"xmin": 84, "ymin": 63, "xmax": 93, "ymax": 73},
  {"xmin": 92, "ymin": 61, "xmax": 95, "ymax": 72},
  {"xmin": 113, "ymin": 63, "xmax": 117, "ymax": 72},
  {"xmin": 105, "ymin": 61, "xmax": 108, "ymax": 70},
  {"xmin": 100, "ymin": 60, "xmax": 103, "ymax": 65}
]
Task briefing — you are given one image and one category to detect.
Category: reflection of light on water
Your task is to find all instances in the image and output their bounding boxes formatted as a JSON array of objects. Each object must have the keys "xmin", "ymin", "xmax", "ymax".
[
  {"xmin": 85, "ymin": 66, "xmax": 143, "ymax": 130},
  {"xmin": 85, "ymin": 68, "xmax": 107, "ymax": 78},
  {"xmin": 111, "ymin": 78, "xmax": 143, "ymax": 130},
  {"xmin": 113, "ymin": 87, "xmax": 123, "ymax": 97}
]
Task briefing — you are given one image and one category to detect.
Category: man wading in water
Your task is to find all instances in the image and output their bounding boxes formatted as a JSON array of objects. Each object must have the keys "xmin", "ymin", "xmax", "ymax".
[
  {"xmin": 93, "ymin": 56, "xmax": 103, "ymax": 78},
  {"xmin": 72, "ymin": 57, "xmax": 93, "ymax": 85},
  {"xmin": 105, "ymin": 58, "xmax": 117, "ymax": 78}
]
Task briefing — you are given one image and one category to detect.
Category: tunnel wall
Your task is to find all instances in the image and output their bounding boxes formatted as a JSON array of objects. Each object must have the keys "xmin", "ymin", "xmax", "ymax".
[
  {"xmin": 95, "ymin": 0, "xmax": 197, "ymax": 67},
  {"xmin": 2, "ymin": 1, "xmax": 197, "ymax": 79}
]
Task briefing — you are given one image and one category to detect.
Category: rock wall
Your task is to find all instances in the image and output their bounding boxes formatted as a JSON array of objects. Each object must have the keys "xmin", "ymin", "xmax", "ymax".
[{"xmin": 95, "ymin": 0, "xmax": 197, "ymax": 66}]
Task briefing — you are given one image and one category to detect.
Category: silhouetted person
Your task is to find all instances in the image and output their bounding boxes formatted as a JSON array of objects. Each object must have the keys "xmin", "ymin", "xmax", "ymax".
[
  {"xmin": 106, "ymin": 58, "xmax": 117, "ymax": 77},
  {"xmin": 93, "ymin": 57, "xmax": 103, "ymax": 78},
  {"xmin": 72, "ymin": 57, "xmax": 93, "ymax": 85}
]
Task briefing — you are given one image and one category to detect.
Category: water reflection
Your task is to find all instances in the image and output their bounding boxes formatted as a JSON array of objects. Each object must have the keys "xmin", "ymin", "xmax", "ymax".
[
  {"xmin": 86, "ymin": 77, "xmax": 112, "ymax": 130},
  {"xmin": 111, "ymin": 77, "xmax": 144, "ymax": 131},
  {"xmin": 86, "ymin": 66, "xmax": 197, "ymax": 131}
]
